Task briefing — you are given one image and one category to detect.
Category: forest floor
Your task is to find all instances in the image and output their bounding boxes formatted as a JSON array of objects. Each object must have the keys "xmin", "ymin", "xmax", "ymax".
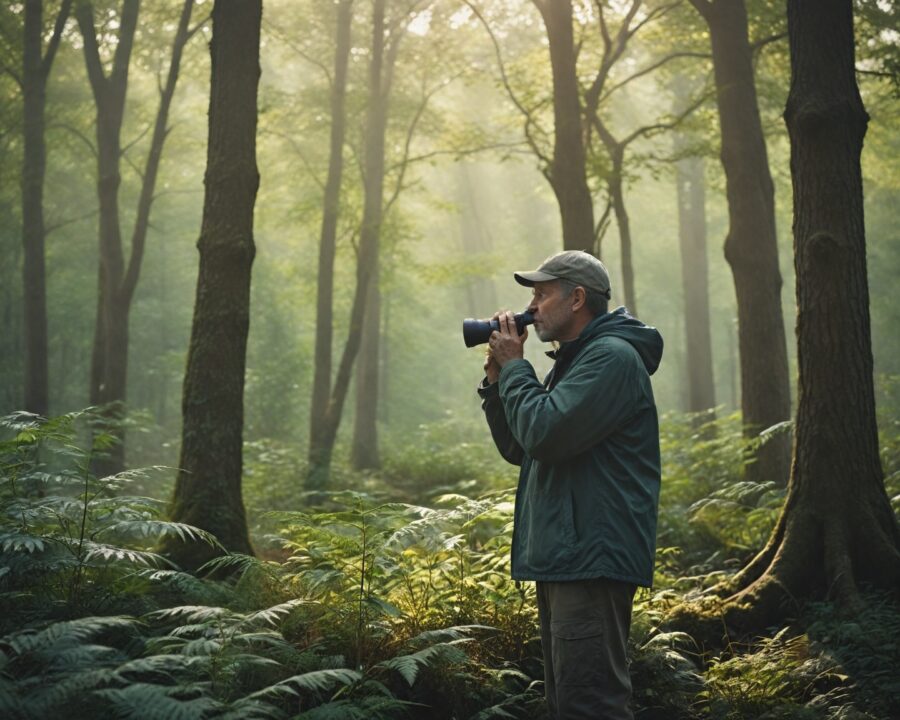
[{"xmin": 1, "ymin": 407, "xmax": 898, "ymax": 719}]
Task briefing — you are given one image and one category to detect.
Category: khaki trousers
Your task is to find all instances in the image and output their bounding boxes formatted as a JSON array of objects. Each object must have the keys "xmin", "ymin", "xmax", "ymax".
[{"xmin": 536, "ymin": 578, "xmax": 637, "ymax": 720}]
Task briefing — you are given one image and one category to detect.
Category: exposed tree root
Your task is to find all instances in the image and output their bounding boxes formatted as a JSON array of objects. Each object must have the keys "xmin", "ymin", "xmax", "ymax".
[{"xmin": 664, "ymin": 506, "xmax": 900, "ymax": 650}]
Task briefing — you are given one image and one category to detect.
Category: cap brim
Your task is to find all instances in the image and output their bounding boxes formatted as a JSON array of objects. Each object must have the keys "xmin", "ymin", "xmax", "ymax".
[{"xmin": 514, "ymin": 270, "xmax": 559, "ymax": 287}]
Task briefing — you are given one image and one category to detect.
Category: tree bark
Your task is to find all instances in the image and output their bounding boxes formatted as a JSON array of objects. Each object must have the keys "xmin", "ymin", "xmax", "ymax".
[
  {"xmin": 78, "ymin": 0, "xmax": 194, "ymax": 475},
  {"xmin": 669, "ymin": 0, "xmax": 900, "ymax": 639},
  {"xmin": 351, "ymin": 262, "xmax": 381, "ymax": 470},
  {"xmin": 675, "ymin": 152, "xmax": 716, "ymax": 419},
  {"xmin": 21, "ymin": 0, "xmax": 71, "ymax": 417},
  {"xmin": 533, "ymin": 0, "xmax": 594, "ymax": 251},
  {"xmin": 166, "ymin": 0, "xmax": 261, "ymax": 569},
  {"xmin": 309, "ymin": 0, "xmax": 353, "ymax": 469},
  {"xmin": 606, "ymin": 147, "xmax": 637, "ymax": 316},
  {"xmin": 691, "ymin": 0, "xmax": 791, "ymax": 486},
  {"xmin": 307, "ymin": 0, "xmax": 389, "ymax": 489}
]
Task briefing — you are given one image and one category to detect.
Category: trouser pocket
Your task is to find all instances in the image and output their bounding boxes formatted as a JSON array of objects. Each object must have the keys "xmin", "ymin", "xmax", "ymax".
[{"xmin": 550, "ymin": 619, "xmax": 605, "ymax": 687}]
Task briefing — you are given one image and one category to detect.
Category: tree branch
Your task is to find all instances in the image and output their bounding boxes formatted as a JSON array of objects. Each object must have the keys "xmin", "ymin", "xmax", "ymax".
[
  {"xmin": 41, "ymin": 0, "xmax": 73, "ymax": 79},
  {"xmin": 265, "ymin": 19, "xmax": 332, "ymax": 86},
  {"xmin": 599, "ymin": 51, "xmax": 710, "ymax": 104},
  {"xmin": 48, "ymin": 121, "xmax": 98, "ymax": 157},
  {"xmin": 463, "ymin": 0, "xmax": 549, "ymax": 155},
  {"xmin": 45, "ymin": 207, "xmax": 100, "ymax": 235},
  {"xmin": 750, "ymin": 31, "xmax": 786, "ymax": 53},
  {"xmin": 620, "ymin": 88, "xmax": 712, "ymax": 147}
]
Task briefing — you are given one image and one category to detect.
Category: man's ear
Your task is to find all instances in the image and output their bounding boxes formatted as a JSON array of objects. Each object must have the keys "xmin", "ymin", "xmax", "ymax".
[{"xmin": 571, "ymin": 286, "xmax": 587, "ymax": 312}]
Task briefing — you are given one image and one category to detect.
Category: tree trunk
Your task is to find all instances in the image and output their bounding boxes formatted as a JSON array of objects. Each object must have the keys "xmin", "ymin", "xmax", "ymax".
[
  {"xmin": 310, "ymin": 0, "xmax": 353, "ymax": 465},
  {"xmin": 534, "ymin": 0, "xmax": 594, "ymax": 251},
  {"xmin": 607, "ymin": 150, "xmax": 637, "ymax": 316},
  {"xmin": 307, "ymin": 0, "xmax": 389, "ymax": 490},
  {"xmin": 166, "ymin": 0, "xmax": 261, "ymax": 570},
  {"xmin": 351, "ymin": 263, "xmax": 381, "ymax": 470},
  {"xmin": 675, "ymin": 153, "xmax": 716, "ymax": 420},
  {"xmin": 21, "ymin": 0, "xmax": 71, "ymax": 417},
  {"xmin": 693, "ymin": 0, "xmax": 791, "ymax": 486},
  {"xmin": 669, "ymin": 0, "xmax": 900, "ymax": 640},
  {"xmin": 78, "ymin": 0, "xmax": 194, "ymax": 476}
]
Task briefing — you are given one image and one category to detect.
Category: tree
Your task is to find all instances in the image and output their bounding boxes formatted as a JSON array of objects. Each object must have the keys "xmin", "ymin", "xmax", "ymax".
[
  {"xmin": 20, "ymin": 0, "xmax": 71, "ymax": 417},
  {"xmin": 672, "ymin": 0, "xmax": 900, "ymax": 635},
  {"xmin": 672, "ymin": 75, "xmax": 715, "ymax": 420},
  {"xmin": 675, "ymin": 151, "xmax": 715, "ymax": 419},
  {"xmin": 76, "ymin": 0, "xmax": 196, "ymax": 474},
  {"xmin": 532, "ymin": 0, "xmax": 594, "ymax": 252},
  {"xmin": 689, "ymin": 0, "xmax": 792, "ymax": 485},
  {"xmin": 166, "ymin": 0, "xmax": 261, "ymax": 569},
  {"xmin": 307, "ymin": 0, "xmax": 390, "ymax": 488},
  {"xmin": 581, "ymin": 1, "xmax": 708, "ymax": 318},
  {"xmin": 309, "ymin": 0, "xmax": 354, "ymax": 483}
]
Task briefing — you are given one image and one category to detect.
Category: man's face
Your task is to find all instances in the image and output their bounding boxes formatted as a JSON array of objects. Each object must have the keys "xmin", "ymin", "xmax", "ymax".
[{"xmin": 528, "ymin": 280, "xmax": 574, "ymax": 342}]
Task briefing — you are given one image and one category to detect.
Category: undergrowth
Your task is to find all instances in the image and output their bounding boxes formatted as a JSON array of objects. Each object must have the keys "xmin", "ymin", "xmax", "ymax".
[{"xmin": 1, "ymin": 409, "xmax": 898, "ymax": 719}]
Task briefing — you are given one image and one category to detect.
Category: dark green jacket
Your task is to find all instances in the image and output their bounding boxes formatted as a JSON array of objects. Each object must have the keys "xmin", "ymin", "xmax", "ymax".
[{"xmin": 478, "ymin": 308, "xmax": 663, "ymax": 586}]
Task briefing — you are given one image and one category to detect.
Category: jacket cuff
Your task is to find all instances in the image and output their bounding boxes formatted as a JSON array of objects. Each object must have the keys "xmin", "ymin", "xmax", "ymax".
[{"xmin": 477, "ymin": 376, "xmax": 499, "ymax": 399}]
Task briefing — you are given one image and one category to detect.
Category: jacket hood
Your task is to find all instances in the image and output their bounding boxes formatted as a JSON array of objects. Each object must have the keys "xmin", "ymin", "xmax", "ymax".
[{"xmin": 581, "ymin": 307, "xmax": 664, "ymax": 375}]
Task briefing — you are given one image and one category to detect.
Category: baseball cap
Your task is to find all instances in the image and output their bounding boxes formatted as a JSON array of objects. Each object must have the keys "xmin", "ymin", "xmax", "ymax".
[{"xmin": 514, "ymin": 250, "xmax": 611, "ymax": 298}]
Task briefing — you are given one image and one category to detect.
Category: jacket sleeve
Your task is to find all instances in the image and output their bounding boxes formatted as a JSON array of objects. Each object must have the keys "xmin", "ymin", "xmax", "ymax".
[
  {"xmin": 477, "ymin": 377, "xmax": 525, "ymax": 466},
  {"xmin": 497, "ymin": 340, "xmax": 639, "ymax": 464}
]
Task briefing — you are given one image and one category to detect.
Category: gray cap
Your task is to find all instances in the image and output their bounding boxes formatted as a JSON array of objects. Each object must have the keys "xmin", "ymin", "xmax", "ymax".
[{"xmin": 514, "ymin": 250, "xmax": 611, "ymax": 298}]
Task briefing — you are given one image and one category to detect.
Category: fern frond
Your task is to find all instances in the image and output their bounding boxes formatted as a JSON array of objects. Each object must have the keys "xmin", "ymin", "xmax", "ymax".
[
  {"xmin": 197, "ymin": 552, "xmax": 262, "ymax": 577},
  {"xmin": 0, "ymin": 532, "xmax": 45, "ymax": 554},
  {"xmin": 116, "ymin": 654, "xmax": 210, "ymax": 681},
  {"xmin": 98, "ymin": 520, "xmax": 223, "ymax": 548},
  {"xmin": 3, "ymin": 616, "xmax": 139, "ymax": 656},
  {"xmin": 376, "ymin": 641, "xmax": 470, "ymax": 686},
  {"xmin": 406, "ymin": 625, "xmax": 495, "ymax": 647},
  {"xmin": 295, "ymin": 695, "xmax": 420, "ymax": 720},
  {"xmin": 244, "ymin": 668, "xmax": 361, "ymax": 701},
  {"xmin": 80, "ymin": 541, "xmax": 174, "ymax": 568},
  {"xmin": 146, "ymin": 605, "xmax": 231, "ymax": 624},
  {"xmin": 239, "ymin": 599, "xmax": 315, "ymax": 629},
  {"xmin": 94, "ymin": 683, "xmax": 222, "ymax": 720}
]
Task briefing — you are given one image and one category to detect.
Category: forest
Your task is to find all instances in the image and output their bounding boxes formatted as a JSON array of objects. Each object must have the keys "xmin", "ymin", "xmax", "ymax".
[{"xmin": 1, "ymin": 0, "xmax": 898, "ymax": 718}]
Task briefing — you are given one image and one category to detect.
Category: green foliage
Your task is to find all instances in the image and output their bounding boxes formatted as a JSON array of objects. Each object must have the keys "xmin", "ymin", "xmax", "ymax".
[{"xmin": 0, "ymin": 411, "xmax": 221, "ymax": 621}]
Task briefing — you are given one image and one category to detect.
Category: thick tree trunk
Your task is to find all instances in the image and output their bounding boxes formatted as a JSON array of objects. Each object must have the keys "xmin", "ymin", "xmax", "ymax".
[
  {"xmin": 307, "ymin": 0, "xmax": 388, "ymax": 490},
  {"xmin": 694, "ymin": 0, "xmax": 791, "ymax": 486},
  {"xmin": 166, "ymin": 0, "xmax": 261, "ymax": 570},
  {"xmin": 676, "ymin": 153, "xmax": 716, "ymax": 419},
  {"xmin": 534, "ymin": 0, "xmax": 594, "ymax": 251},
  {"xmin": 669, "ymin": 0, "xmax": 900, "ymax": 641},
  {"xmin": 310, "ymin": 0, "xmax": 353, "ymax": 463},
  {"xmin": 21, "ymin": 0, "xmax": 71, "ymax": 417}
]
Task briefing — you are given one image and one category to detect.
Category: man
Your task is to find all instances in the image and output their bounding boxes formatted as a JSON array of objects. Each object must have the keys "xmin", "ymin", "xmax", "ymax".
[{"xmin": 477, "ymin": 250, "xmax": 663, "ymax": 720}]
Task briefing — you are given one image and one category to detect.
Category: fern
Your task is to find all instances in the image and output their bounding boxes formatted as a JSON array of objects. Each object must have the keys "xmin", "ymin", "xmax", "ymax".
[
  {"xmin": 94, "ymin": 683, "xmax": 223, "ymax": 720},
  {"xmin": 376, "ymin": 641, "xmax": 470, "ymax": 687}
]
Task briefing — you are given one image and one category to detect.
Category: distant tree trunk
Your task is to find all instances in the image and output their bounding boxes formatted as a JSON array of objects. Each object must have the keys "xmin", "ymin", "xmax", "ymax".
[
  {"xmin": 352, "ymin": 264, "xmax": 381, "ymax": 469},
  {"xmin": 309, "ymin": 0, "xmax": 353, "ymax": 469},
  {"xmin": 533, "ymin": 0, "xmax": 594, "ymax": 251},
  {"xmin": 78, "ymin": 0, "xmax": 194, "ymax": 475},
  {"xmin": 307, "ymin": 0, "xmax": 389, "ymax": 489},
  {"xmin": 166, "ymin": 0, "xmax": 261, "ymax": 569},
  {"xmin": 675, "ymin": 152, "xmax": 716, "ymax": 420},
  {"xmin": 690, "ymin": 0, "xmax": 791, "ymax": 486},
  {"xmin": 671, "ymin": 0, "xmax": 900, "ymax": 637},
  {"xmin": 606, "ymin": 147, "xmax": 637, "ymax": 316},
  {"xmin": 21, "ymin": 0, "xmax": 71, "ymax": 417}
]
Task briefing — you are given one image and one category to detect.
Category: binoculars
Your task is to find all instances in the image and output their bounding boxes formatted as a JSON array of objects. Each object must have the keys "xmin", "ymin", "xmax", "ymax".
[{"xmin": 462, "ymin": 310, "xmax": 535, "ymax": 348}]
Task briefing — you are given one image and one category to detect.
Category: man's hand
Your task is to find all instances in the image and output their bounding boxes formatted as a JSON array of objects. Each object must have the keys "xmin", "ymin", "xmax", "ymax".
[{"xmin": 488, "ymin": 310, "xmax": 527, "ymax": 371}]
